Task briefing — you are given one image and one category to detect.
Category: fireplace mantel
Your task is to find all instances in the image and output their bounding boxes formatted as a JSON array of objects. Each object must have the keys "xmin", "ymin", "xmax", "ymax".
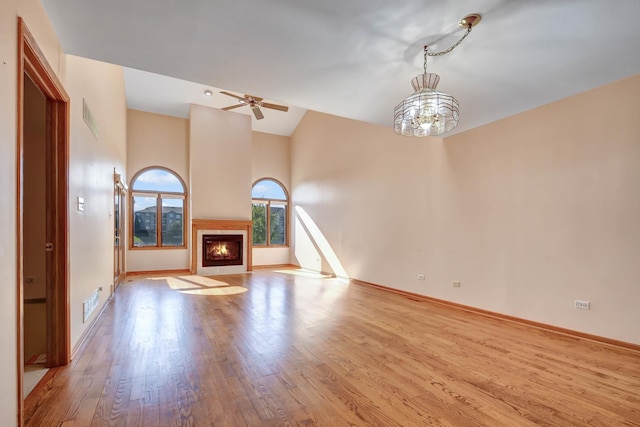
[{"xmin": 191, "ymin": 219, "xmax": 253, "ymax": 274}]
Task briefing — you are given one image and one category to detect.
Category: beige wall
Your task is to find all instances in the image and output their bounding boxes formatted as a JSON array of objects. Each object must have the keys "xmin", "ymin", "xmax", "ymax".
[
  {"xmin": 252, "ymin": 131, "xmax": 291, "ymax": 186},
  {"xmin": 291, "ymin": 75, "xmax": 640, "ymax": 345},
  {"xmin": 252, "ymin": 131, "xmax": 291, "ymax": 266},
  {"xmin": 441, "ymin": 74, "xmax": 640, "ymax": 343},
  {"xmin": 0, "ymin": 1, "xmax": 66, "ymax": 423},
  {"xmin": 63, "ymin": 54, "xmax": 128, "ymax": 349},
  {"xmin": 291, "ymin": 113, "xmax": 436, "ymax": 278},
  {"xmin": 190, "ymin": 105, "xmax": 252, "ymax": 220},
  {"xmin": 127, "ymin": 110, "xmax": 190, "ymax": 182},
  {"xmin": 127, "ymin": 109, "xmax": 190, "ymax": 271}
]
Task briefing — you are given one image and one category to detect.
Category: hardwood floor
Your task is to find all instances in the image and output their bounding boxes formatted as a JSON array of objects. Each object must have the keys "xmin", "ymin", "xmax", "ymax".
[{"xmin": 25, "ymin": 269, "xmax": 640, "ymax": 426}]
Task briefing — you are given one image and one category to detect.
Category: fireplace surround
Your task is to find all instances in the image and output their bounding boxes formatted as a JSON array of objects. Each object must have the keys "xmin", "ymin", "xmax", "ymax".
[{"xmin": 191, "ymin": 219, "xmax": 253, "ymax": 275}]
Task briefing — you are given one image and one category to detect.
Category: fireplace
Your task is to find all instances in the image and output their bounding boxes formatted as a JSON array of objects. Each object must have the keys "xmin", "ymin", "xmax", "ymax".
[
  {"xmin": 202, "ymin": 234, "xmax": 243, "ymax": 267},
  {"xmin": 191, "ymin": 219, "xmax": 252, "ymax": 275}
]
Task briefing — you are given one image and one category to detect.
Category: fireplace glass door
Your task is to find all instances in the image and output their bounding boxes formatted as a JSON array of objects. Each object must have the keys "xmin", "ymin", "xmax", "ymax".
[{"xmin": 202, "ymin": 234, "xmax": 243, "ymax": 267}]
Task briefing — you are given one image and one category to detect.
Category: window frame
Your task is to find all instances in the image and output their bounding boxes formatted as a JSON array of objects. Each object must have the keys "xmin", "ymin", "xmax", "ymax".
[
  {"xmin": 129, "ymin": 166, "xmax": 188, "ymax": 250},
  {"xmin": 252, "ymin": 178, "xmax": 289, "ymax": 248}
]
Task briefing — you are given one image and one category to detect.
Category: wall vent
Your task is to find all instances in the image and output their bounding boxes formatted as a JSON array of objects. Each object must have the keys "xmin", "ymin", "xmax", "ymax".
[
  {"xmin": 82, "ymin": 98, "xmax": 99, "ymax": 139},
  {"xmin": 83, "ymin": 289, "xmax": 100, "ymax": 323}
]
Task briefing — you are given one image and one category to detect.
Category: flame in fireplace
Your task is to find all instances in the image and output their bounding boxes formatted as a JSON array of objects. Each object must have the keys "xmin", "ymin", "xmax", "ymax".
[{"xmin": 213, "ymin": 243, "xmax": 228, "ymax": 256}]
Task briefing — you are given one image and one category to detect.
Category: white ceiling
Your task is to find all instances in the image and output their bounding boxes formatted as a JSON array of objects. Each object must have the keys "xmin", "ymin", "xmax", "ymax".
[
  {"xmin": 122, "ymin": 68, "xmax": 307, "ymax": 136},
  {"xmin": 41, "ymin": 0, "xmax": 640, "ymax": 137}
]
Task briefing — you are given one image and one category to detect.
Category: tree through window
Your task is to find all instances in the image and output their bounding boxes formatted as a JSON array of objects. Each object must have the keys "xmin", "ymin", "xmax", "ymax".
[
  {"xmin": 130, "ymin": 167, "xmax": 187, "ymax": 248},
  {"xmin": 252, "ymin": 178, "xmax": 288, "ymax": 246}
]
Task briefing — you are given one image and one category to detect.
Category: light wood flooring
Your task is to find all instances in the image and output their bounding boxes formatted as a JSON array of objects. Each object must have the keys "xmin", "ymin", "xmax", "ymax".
[{"xmin": 25, "ymin": 269, "xmax": 640, "ymax": 426}]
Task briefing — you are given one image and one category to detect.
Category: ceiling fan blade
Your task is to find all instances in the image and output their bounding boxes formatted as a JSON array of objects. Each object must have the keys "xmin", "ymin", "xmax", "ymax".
[
  {"xmin": 261, "ymin": 102, "xmax": 289, "ymax": 112},
  {"xmin": 251, "ymin": 106, "xmax": 264, "ymax": 120},
  {"xmin": 220, "ymin": 91, "xmax": 246, "ymax": 101},
  {"xmin": 247, "ymin": 95, "xmax": 263, "ymax": 102},
  {"xmin": 221, "ymin": 104, "xmax": 245, "ymax": 111}
]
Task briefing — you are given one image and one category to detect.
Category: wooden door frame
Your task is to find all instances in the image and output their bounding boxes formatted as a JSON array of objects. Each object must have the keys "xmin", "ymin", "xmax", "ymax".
[
  {"xmin": 16, "ymin": 17, "xmax": 70, "ymax": 423},
  {"xmin": 114, "ymin": 171, "xmax": 127, "ymax": 288}
]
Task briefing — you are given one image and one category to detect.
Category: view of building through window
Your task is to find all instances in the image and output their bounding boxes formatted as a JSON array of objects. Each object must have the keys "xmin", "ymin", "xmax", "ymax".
[
  {"xmin": 131, "ymin": 168, "xmax": 186, "ymax": 248},
  {"xmin": 252, "ymin": 178, "xmax": 288, "ymax": 246}
]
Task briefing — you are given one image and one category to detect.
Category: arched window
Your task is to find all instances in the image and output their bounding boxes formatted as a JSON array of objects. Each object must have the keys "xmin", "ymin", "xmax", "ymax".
[
  {"xmin": 252, "ymin": 178, "xmax": 288, "ymax": 246},
  {"xmin": 130, "ymin": 167, "xmax": 187, "ymax": 248}
]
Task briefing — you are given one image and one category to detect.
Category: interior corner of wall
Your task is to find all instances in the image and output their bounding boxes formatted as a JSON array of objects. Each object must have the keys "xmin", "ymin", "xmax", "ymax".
[{"xmin": 57, "ymin": 45, "xmax": 67, "ymax": 78}]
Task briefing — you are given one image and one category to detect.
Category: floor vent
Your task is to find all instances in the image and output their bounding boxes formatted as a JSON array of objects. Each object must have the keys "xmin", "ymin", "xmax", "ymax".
[{"xmin": 83, "ymin": 289, "xmax": 100, "ymax": 323}]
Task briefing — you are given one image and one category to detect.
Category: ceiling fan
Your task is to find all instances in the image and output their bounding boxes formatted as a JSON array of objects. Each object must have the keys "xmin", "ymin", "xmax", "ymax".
[{"xmin": 220, "ymin": 91, "xmax": 289, "ymax": 120}]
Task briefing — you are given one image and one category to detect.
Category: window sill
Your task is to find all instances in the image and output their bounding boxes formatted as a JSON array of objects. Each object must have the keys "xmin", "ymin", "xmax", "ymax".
[{"xmin": 130, "ymin": 245, "xmax": 188, "ymax": 250}]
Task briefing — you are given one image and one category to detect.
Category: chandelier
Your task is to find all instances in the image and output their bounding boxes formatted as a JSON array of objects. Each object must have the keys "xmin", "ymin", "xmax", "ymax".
[{"xmin": 394, "ymin": 14, "xmax": 481, "ymax": 137}]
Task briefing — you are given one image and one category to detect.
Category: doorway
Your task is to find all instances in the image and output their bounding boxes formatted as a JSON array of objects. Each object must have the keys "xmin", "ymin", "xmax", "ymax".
[
  {"xmin": 114, "ymin": 171, "xmax": 126, "ymax": 288},
  {"xmin": 22, "ymin": 72, "xmax": 48, "ymax": 398},
  {"xmin": 17, "ymin": 17, "xmax": 70, "ymax": 422}
]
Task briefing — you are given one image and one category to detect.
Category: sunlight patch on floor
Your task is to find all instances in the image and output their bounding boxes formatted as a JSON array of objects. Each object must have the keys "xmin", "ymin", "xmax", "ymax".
[
  {"xmin": 24, "ymin": 365, "xmax": 48, "ymax": 398},
  {"xmin": 167, "ymin": 275, "xmax": 229, "ymax": 289},
  {"xmin": 180, "ymin": 286, "xmax": 248, "ymax": 296},
  {"xmin": 163, "ymin": 275, "xmax": 248, "ymax": 295},
  {"xmin": 273, "ymin": 268, "xmax": 334, "ymax": 279}
]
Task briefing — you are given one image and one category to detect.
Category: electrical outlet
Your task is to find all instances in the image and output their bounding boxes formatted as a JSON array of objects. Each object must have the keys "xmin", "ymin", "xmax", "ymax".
[
  {"xmin": 574, "ymin": 300, "xmax": 590, "ymax": 310},
  {"xmin": 452, "ymin": 281, "xmax": 461, "ymax": 287},
  {"xmin": 417, "ymin": 274, "xmax": 425, "ymax": 280}
]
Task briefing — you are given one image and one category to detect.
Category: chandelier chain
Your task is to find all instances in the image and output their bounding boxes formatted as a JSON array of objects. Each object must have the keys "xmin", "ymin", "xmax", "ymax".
[
  {"xmin": 427, "ymin": 26, "xmax": 472, "ymax": 57},
  {"xmin": 423, "ymin": 26, "xmax": 472, "ymax": 73}
]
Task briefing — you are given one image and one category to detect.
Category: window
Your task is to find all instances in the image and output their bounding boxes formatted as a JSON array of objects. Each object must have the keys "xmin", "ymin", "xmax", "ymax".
[
  {"xmin": 130, "ymin": 167, "xmax": 187, "ymax": 248},
  {"xmin": 252, "ymin": 178, "xmax": 288, "ymax": 246}
]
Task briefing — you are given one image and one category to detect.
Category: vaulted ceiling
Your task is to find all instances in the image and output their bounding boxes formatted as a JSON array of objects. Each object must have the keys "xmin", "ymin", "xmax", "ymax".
[{"xmin": 41, "ymin": 0, "xmax": 640, "ymax": 136}]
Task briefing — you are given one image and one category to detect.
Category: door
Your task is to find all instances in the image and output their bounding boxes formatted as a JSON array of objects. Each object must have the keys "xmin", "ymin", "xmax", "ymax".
[
  {"xmin": 17, "ymin": 18, "xmax": 70, "ymax": 422},
  {"xmin": 114, "ymin": 173, "xmax": 126, "ymax": 288}
]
